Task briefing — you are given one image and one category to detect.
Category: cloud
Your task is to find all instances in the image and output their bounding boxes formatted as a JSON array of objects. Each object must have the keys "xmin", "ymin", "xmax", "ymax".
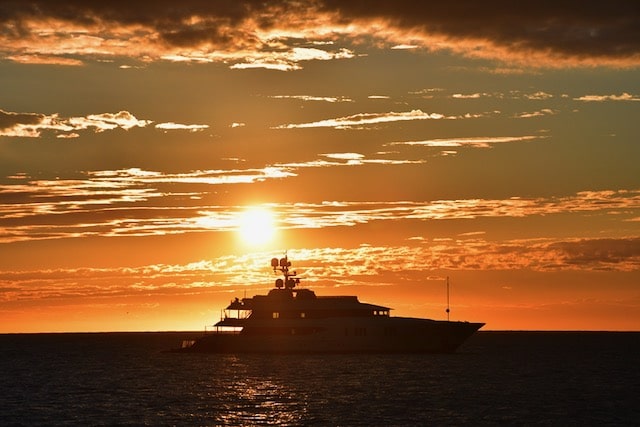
[
  {"xmin": 322, "ymin": 153, "xmax": 364, "ymax": 160},
  {"xmin": 276, "ymin": 154, "xmax": 425, "ymax": 170},
  {"xmin": 458, "ymin": 231, "xmax": 486, "ymax": 237},
  {"xmin": 391, "ymin": 44, "xmax": 418, "ymax": 50},
  {"xmin": 2, "ymin": 168, "xmax": 638, "ymax": 243},
  {"xmin": 410, "ymin": 89, "xmax": 560, "ymax": 102},
  {"xmin": 320, "ymin": 1, "xmax": 640, "ymax": 68},
  {"xmin": 2, "ymin": 238, "xmax": 639, "ymax": 305},
  {"xmin": 269, "ymin": 95, "xmax": 354, "ymax": 103},
  {"xmin": 229, "ymin": 47, "xmax": 354, "ymax": 70},
  {"xmin": 574, "ymin": 92, "xmax": 640, "ymax": 102},
  {"xmin": 1, "ymin": 1, "xmax": 637, "ymax": 68},
  {"xmin": 452, "ymin": 93, "xmax": 484, "ymax": 99},
  {"xmin": 513, "ymin": 109, "xmax": 558, "ymax": 119},
  {"xmin": 0, "ymin": 110, "xmax": 211, "ymax": 138},
  {"xmin": 0, "ymin": 110, "xmax": 46, "ymax": 137},
  {"xmin": 155, "ymin": 122, "xmax": 209, "ymax": 132},
  {"xmin": 549, "ymin": 238, "xmax": 640, "ymax": 270},
  {"xmin": 0, "ymin": 259, "xmax": 249, "ymax": 303},
  {"xmin": 2, "ymin": 153, "xmax": 436, "ymax": 239},
  {"xmin": 274, "ymin": 109, "xmax": 453, "ymax": 129},
  {"xmin": 6, "ymin": 55, "xmax": 84, "ymax": 66},
  {"xmin": 276, "ymin": 191, "xmax": 640, "ymax": 229},
  {"xmin": 387, "ymin": 135, "xmax": 541, "ymax": 149},
  {"xmin": 0, "ymin": 109, "xmax": 152, "ymax": 138},
  {"xmin": 525, "ymin": 91, "xmax": 554, "ymax": 100},
  {"xmin": 86, "ymin": 111, "xmax": 152, "ymax": 130}
]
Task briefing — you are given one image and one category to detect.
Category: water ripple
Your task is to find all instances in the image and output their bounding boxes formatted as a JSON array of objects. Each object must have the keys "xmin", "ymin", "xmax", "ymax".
[{"xmin": 1, "ymin": 332, "xmax": 638, "ymax": 425}]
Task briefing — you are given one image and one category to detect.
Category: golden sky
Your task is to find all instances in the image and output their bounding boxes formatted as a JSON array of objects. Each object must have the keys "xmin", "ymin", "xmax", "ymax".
[{"xmin": 1, "ymin": 1, "xmax": 639, "ymax": 332}]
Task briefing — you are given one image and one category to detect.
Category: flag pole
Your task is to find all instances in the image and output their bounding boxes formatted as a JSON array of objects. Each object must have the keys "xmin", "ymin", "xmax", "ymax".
[{"xmin": 446, "ymin": 276, "xmax": 450, "ymax": 321}]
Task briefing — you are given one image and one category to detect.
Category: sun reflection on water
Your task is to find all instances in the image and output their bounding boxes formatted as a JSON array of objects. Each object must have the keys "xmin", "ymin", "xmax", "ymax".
[{"xmin": 211, "ymin": 356, "xmax": 309, "ymax": 425}]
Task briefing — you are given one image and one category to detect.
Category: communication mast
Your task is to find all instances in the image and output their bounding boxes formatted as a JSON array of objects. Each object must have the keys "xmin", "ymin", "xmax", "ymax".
[{"xmin": 270, "ymin": 252, "xmax": 300, "ymax": 289}]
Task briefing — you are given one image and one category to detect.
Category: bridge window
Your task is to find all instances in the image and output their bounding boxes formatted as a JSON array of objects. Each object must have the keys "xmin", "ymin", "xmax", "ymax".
[
  {"xmin": 272, "ymin": 312, "xmax": 279, "ymax": 319},
  {"xmin": 300, "ymin": 312, "xmax": 306, "ymax": 318}
]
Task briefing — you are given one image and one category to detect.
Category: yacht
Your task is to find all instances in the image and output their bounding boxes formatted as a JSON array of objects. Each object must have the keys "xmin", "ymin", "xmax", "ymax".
[{"xmin": 173, "ymin": 254, "xmax": 483, "ymax": 353}]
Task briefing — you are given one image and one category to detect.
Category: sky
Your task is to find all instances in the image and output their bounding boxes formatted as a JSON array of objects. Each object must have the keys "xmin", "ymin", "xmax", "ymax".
[{"xmin": 1, "ymin": 0, "xmax": 639, "ymax": 332}]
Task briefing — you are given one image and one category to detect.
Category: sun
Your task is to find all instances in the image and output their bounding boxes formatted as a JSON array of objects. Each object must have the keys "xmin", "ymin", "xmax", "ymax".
[{"xmin": 237, "ymin": 207, "xmax": 276, "ymax": 246}]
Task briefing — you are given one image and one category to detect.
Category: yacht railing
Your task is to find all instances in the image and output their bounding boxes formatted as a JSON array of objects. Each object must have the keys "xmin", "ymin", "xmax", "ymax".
[{"xmin": 204, "ymin": 325, "xmax": 243, "ymax": 334}]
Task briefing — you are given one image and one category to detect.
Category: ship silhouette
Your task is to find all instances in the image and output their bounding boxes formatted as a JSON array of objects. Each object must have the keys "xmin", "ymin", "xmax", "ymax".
[{"xmin": 172, "ymin": 254, "xmax": 483, "ymax": 353}]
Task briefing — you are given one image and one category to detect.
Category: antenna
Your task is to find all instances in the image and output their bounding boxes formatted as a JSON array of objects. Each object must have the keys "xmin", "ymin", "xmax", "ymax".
[
  {"xmin": 446, "ymin": 276, "xmax": 450, "ymax": 321},
  {"xmin": 270, "ymin": 251, "xmax": 300, "ymax": 289}
]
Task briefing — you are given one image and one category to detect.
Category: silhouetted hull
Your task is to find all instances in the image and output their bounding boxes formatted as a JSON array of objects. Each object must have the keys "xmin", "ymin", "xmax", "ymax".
[{"xmin": 172, "ymin": 317, "xmax": 484, "ymax": 354}]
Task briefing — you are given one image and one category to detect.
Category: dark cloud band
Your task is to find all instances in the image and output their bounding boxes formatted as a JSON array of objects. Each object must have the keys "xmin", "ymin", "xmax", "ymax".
[
  {"xmin": 1, "ymin": 0, "xmax": 638, "ymax": 66},
  {"xmin": 321, "ymin": 1, "xmax": 640, "ymax": 60}
]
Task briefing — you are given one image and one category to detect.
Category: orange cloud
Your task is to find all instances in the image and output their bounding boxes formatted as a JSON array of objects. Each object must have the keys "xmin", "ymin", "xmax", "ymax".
[{"xmin": 2, "ymin": 239, "xmax": 638, "ymax": 308}]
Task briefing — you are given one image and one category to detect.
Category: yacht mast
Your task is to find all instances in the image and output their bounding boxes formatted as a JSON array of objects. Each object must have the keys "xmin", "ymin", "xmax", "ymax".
[{"xmin": 271, "ymin": 252, "xmax": 300, "ymax": 289}]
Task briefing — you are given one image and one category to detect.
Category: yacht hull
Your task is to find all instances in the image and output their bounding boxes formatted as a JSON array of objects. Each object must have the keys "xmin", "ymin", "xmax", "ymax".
[{"xmin": 173, "ymin": 317, "xmax": 484, "ymax": 354}]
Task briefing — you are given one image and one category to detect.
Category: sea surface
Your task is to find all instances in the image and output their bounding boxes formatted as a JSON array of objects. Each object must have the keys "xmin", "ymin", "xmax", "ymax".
[{"xmin": 1, "ymin": 331, "xmax": 638, "ymax": 426}]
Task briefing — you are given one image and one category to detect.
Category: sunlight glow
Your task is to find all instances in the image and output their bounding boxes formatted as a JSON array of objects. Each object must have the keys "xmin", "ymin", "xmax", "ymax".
[{"xmin": 238, "ymin": 207, "xmax": 276, "ymax": 246}]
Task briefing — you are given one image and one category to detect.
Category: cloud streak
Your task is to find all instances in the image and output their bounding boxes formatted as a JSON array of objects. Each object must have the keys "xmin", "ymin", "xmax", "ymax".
[
  {"xmin": 0, "ymin": 109, "xmax": 212, "ymax": 138},
  {"xmin": 269, "ymin": 95, "xmax": 354, "ymax": 103},
  {"xmin": 155, "ymin": 122, "xmax": 209, "ymax": 132},
  {"xmin": 273, "ymin": 109, "xmax": 497, "ymax": 129},
  {"xmin": 0, "ymin": 109, "xmax": 151, "ymax": 138},
  {"xmin": 574, "ymin": 93, "xmax": 640, "ymax": 102},
  {"xmin": 387, "ymin": 135, "xmax": 542, "ymax": 148}
]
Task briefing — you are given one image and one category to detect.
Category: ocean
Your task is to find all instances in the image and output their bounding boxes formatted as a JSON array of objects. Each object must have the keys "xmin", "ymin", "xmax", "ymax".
[{"xmin": 1, "ymin": 331, "xmax": 638, "ymax": 426}]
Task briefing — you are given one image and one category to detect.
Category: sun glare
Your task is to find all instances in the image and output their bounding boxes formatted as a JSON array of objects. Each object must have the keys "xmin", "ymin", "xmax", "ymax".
[{"xmin": 238, "ymin": 207, "xmax": 276, "ymax": 246}]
